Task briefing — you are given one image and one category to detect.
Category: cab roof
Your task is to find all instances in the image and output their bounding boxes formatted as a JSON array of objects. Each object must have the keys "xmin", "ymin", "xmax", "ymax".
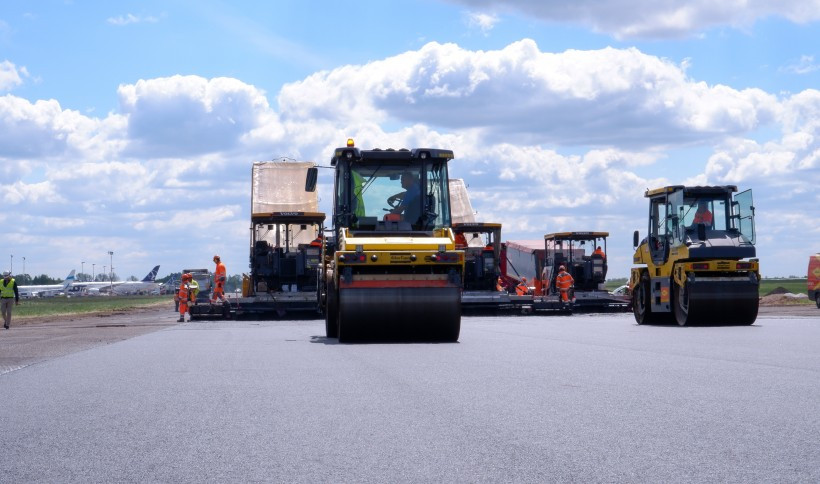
[
  {"xmin": 251, "ymin": 211, "xmax": 326, "ymax": 224},
  {"xmin": 331, "ymin": 146, "xmax": 455, "ymax": 166},
  {"xmin": 544, "ymin": 231, "xmax": 609, "ymax": 241},
  {"xmin": 645, "ymin": 185, "xmax": 738, "ymax": 198},
  {"xmin": 453, "ymin": 222, "xmax": 502, "ymax": 232}
]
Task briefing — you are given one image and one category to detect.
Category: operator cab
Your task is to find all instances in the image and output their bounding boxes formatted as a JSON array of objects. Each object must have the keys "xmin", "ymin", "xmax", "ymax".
[
  {"xmin": 328, "ymin": 140, "xmax": 453, "ymax": 236},
  {"xmin": 639, "ymin": 185, "xmax": 756, "ymax": 264},
  {"xmin": 453, "ymin": 222, "xmax": 501, "ymax": 291},
  {"xmin": 544, "ymin": 232, "xmax": 609, "ymax": 293}
]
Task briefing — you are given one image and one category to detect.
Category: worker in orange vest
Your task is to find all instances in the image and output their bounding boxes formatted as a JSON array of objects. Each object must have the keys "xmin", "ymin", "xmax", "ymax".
[
  {"xmin": 593, "ymin": 246, "xmax": 606, "ymax": 258},
  {"xmin": 515, "ymin": 277, "xmax": 529, "ymax": 296},
  {"xmin": 693, "ymin": 200, "xmax": 713, "ymax": 227},
  {"xmin": 175, "ymin": 273, "xmax": 193, "ymax": 322},
  {"xmin": 555, "ymin": 265, "xmax": 574, "ymax": 302},
  {"xmin": 211, "ymin": 255, "xmax": 227, "ymax": 304}
]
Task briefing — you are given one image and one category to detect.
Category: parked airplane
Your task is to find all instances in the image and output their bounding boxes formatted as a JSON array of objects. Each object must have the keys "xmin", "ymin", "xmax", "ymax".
[
  {"xmin": 18, "ymin": 270, "xmax": 76, "ymax": 298},
  {"xmin": 70, "ymin": 265, "xmax": 161, "ymax": 295}
]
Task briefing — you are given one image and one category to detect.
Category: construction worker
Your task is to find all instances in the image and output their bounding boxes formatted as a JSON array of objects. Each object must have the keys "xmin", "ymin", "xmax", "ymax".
[
  {"xmin": 211, "ymin": 255, "xmax": 227, "ymax": 304},
  {"xmin": 515, "ymin": 277, "xmax": 529, "ymax": 296},
  {"xmin": 593, "ymin": 246, "xmax": 606, "ymax": 258},
  {"xmin": 496, "ymin": 276, "xmax": 504, "ymax": 292},
  {"xmin": 390, "ymin": 171, "xmax": 421, "ymax": 225},
  {"xmin": 175, "ymin": 273, "xmax": 193, "ymax": 322},
  {"xmin": 556, "ymin": 265, "xmax": 575, "ymax": 303},
  {"xmin": 693, "ymin": 200, "xmax": 713, "ymax": 227},
  {"xmin": 188, "ymin": 273, "xmax": 200, "ymax": 304},
  {"xmin": 1, "ymin": 271, "xmax": 20, "ymax": 330}
]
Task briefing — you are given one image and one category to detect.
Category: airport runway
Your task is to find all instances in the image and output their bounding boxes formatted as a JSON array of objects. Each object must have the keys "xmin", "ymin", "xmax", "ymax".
[{"xmin": 1, "ymin": 309, "xmax": 818, "ymax": 482}]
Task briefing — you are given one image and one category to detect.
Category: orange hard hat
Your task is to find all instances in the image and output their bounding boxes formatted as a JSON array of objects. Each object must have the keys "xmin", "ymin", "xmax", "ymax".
[{"xmin": 182, "ymin": 273, "xmax": 192, "ymax": 281}]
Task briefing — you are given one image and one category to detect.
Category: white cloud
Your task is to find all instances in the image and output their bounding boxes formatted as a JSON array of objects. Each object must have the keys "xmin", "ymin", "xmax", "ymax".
[
  {"xmin": 0, "ymin": 60, "xmax": 29, "ymax": 92},
  {"xmin": 0, "ymin": 180, "xmax": 65, "ymax": 205},
  {"xmin": 106, "ymin": 14, "xmax": 159, "ymax": 26},
  {"xmin": 118, "ymin": 75, "xmax": 275, "ymax": 157},
  {"xmin": 445, "ymin": 0, "xmax": 820, "ymax": 39},
  {"xmin": 1, "ymin": 40, "xmax": 817, "ymax": 277},
  {"xmin": 466, "ymin": 12, "xmax": 500, "ymax": 35},
  {"xmin": 280, "ymin": 40, "xmax": 777, "ymax": 148}
]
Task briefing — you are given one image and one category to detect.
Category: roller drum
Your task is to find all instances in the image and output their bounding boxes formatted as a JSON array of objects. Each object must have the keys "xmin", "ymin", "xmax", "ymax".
[
  {"xmin": 675, "ymin": 277, "xmax": 759, "ymax": 326},
  {"xmin": 338, "ymin": 286, "xmax": 461, "ymax": 342}
]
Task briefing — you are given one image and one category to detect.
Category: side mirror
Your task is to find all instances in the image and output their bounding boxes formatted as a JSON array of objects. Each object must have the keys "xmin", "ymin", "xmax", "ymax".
[
  {"xmin": 305, "ymin": 167, "xmax": 318, "ymax": 192},
  {"xmin": 633, "ymin": 230, "xmax": 639, "ymax": 248}
]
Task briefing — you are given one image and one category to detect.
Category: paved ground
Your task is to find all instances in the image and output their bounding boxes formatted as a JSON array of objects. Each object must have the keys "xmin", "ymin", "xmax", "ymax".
[{"xmin": 0, "ymin": 306, "xmax": 818, "ymax": 482}]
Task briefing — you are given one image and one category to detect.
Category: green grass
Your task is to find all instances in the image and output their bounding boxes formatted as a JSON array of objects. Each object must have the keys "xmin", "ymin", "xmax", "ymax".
[
  {"xmin": 759, "ymin": 278, "xmax": 809, "ymax": 296},
  {"xmin": 15, "ymin": 295, "xmax": 173, "ymax": 319}
]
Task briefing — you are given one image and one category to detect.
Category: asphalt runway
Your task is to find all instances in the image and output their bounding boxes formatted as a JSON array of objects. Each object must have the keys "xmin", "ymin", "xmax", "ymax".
[{"xmin": 1, "ymin": 309, "xmax": 818, "ymax": 482}]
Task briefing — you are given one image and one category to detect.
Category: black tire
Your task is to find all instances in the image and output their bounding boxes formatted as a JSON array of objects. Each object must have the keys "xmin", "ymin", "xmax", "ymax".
[
  {"xmin": 816, "ymin": 297, "xmax": 820, "ymax": 309},
  {"xmin": 673, "ymin": 281, "xmax": 692, "ymax": 326},
  {"xmin": 325, "ymin": 281, "xmax": 339, "ymax": 339},
  {"xmin": 633, "ymin": 272, "xmax": 654, "ymax": 324}
]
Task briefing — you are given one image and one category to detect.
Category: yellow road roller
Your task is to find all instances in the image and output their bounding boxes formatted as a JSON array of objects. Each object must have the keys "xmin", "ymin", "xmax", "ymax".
[
  {"xmin": 629, "ymin": 185, "xmax": 760, "ymax": 326},
  {"xmin": 311, "ymin": 140, "xmax": 464, "ymax": 342}
]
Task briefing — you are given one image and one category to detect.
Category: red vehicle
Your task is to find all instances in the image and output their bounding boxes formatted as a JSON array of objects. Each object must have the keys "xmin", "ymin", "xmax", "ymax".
[{"xmin": 809, "ymin": 253, "xmax": 820, "ymax": 309}]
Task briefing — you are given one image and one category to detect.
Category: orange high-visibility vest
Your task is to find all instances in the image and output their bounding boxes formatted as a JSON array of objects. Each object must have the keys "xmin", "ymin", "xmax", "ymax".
[
  {"xmin": 556, "ymin": 271, "xmax": 574, "ymax": 290},
  {"xmin": 214, "ymin": 262, "xmax": 227, "ymax": 284},
  {"xmin": 693, "ymin": 210, "xmax": 713, "ymax": 225}
]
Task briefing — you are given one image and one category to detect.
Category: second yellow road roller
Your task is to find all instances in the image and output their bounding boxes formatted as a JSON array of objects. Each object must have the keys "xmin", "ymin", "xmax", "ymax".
[{"xmin": 629, "ymin": 185, "xmax": 760, "ymax": 326}]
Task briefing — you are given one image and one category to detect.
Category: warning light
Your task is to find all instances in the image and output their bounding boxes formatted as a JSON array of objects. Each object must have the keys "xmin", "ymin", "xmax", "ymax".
[{"xmin": 347, "ymin": 138, "xmax": 354, "ymax": 147}]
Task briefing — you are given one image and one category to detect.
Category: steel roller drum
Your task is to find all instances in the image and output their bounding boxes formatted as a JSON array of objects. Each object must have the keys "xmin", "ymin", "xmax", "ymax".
[
  {"xmin": 682, "ymin": 279, "xmax": 759, "ymax": 325},
  {"xmin": 337, "ymin": 286, "xmax": 461, "ymax": 342}
]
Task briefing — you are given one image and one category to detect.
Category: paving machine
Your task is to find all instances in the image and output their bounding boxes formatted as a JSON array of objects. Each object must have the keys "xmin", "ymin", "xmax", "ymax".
[
  {"xmin": 629, "ymin": 185, "xmax": 760, "ymax": 326},
  {"xmin": 540, "ymin": 232, "xmax": 629, "ymax": 310},
  {"xmin": 315, "ymin": 140, "xmax": 463, "ymax": 342},
  {"xmin": 454, "ymin": 222, "xmax": 512, "ymax": 310},
  {"xmin": 234, "ymin": 161, "xmax": 325, "ymax": 317}
]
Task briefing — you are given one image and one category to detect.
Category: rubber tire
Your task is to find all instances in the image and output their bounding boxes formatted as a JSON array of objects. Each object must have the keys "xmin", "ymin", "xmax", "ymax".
[
  {"xmin": 816, "ymin": 297, "xmax": 820, "ymax": 309},
  {"xmin": 633, "ymin": 272, "xmax": 658, "ymax": 325},
  {"xmin": 325, "ymin": 281, "xmax": 339, "ymax": 339},
  {"xmin": 673, "ymin": 281, "xmax": 692, "ymax": 326}
]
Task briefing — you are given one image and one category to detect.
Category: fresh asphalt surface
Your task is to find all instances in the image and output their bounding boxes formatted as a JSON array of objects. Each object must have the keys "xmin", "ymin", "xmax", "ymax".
[{"xmin": 1, "ymin": 309, "xmax": 818, "ymax": 482}]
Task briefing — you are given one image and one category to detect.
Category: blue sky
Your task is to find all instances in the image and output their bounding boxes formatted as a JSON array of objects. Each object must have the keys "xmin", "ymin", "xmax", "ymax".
[{"xmin": 1, "ymin": 0, "xmax": 819, "ymax": 280}]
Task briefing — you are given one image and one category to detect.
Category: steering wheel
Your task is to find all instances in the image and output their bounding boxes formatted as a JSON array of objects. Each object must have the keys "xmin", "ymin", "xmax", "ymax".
[{"xmin": 387, "ymin": 192, "xmax": 404, "ymax": 208}]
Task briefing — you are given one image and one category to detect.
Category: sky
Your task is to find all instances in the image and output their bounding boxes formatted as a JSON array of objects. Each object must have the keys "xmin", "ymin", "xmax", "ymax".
[{"xmin": 1, "ymin": 0, "xmax": 819, "ymax": 281}]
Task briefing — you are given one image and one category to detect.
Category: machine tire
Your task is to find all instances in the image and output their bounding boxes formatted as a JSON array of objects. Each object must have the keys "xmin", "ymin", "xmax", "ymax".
[
  {"xmin": 816, "ymin": 297, "xmax": 820, "ymax": 309},
  {"xmin": 633, "ymin": 272, "xmax": 657, "ymax": 325},
  {"xmin": 325, "ymin": 281, "xmax": 339, "ymax": 339},
  {"xmin": 673, "ymin": 281, "xmax": 692, "ymax": 326}
]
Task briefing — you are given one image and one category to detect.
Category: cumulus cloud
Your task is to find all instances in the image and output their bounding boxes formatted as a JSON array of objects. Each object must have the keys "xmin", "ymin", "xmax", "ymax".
[
  {"xmin": 705, "ymin": 89, "xmax": 820, "ymax": 183},
  {"xmin": 0, "ymin": 180, "xmax": 65, "ymax": 205},
  {"xmin": 280, "ymin": 40, "xmax": 777, "ymax": 148},
  {"xmin": 445, "ymin": 0, "xmax": 820, "ymax": 39},
  {"xmin": 0, "ymin": 96, "xmax": 111, "ymax": 158},
  {"xmin": 0, "ymin": 60, "xmax": 29, "ymax": 92},
  {"xmin": 106, "ymin": 14, "xmax": 160, "ymax": 26},
  {"xmin": 118, "ymin": 75, "xmax": 276, "ymax": 157}
]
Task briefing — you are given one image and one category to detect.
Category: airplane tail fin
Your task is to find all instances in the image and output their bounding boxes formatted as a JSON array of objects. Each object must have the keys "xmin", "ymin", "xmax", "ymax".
[
  {"xmin": 62, "ymin": 270, "xmax": 76, "ymax": 289},
  {"xmin": 143, "ymin": 265, "xmax": 160, "ymax": 282}
]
